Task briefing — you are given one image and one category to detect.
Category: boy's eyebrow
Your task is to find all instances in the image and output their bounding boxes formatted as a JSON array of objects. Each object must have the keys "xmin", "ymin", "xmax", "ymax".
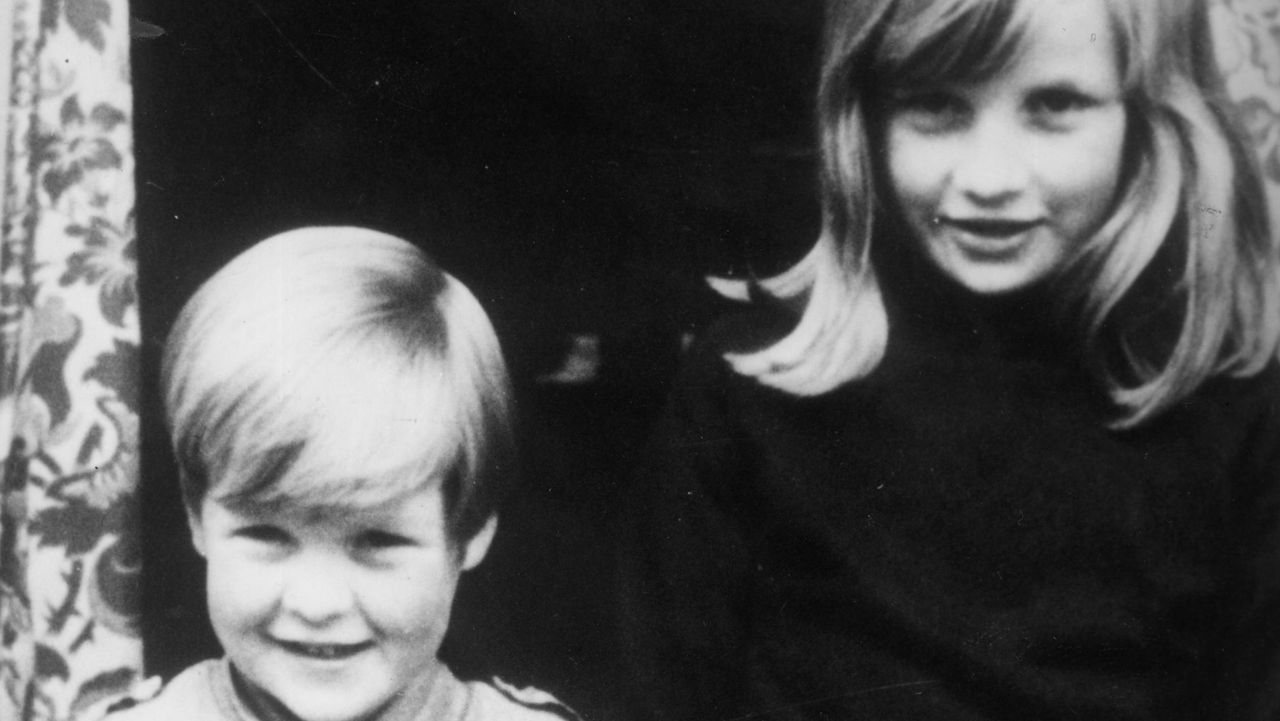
[
  {"xmin": 212, "ymin": 496, "xmax": 358, "ymax": 524},
  {"xmin": 885, "ymin": 84, "xmax": 950, "ymax": 96},
  {"xmin": 210, "ymin": 496, "xmax": 285, "ymax": 518}
]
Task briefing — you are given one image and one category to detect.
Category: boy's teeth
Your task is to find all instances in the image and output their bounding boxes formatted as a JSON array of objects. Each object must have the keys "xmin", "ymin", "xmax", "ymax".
[{"xmin": 288, "ymin": 642, "xmax": 357, "ymax": 659}]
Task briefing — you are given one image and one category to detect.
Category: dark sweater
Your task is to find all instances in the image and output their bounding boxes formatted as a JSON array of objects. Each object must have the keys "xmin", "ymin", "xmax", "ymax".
[{"xmin": 619, "ymin": 260, "xmax": 1280, "ymax": 721}]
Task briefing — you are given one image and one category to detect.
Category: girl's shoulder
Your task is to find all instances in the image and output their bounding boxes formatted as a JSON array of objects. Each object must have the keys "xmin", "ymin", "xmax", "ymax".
[
  {"xmin": 1194, "ymin": 359, "xmax": 1280, "ymax": 422},
  {"xmin": 699, "ymin": 298, "xmax": 798, "ymax": 357},
  {"xmin": 673, "ymin": 298, "xmax": 800, "ymax": 400},
  {"xmin": 1157, "ymin": 360, "xmax": 1280, "ymax": 487},
  {"xmin": 1225, "ymin": 359, "xmax": 1280, "ymax": 450},
  {"xmin": 666, "ymin": 303, "xmax": 795, "ymax": 424}
]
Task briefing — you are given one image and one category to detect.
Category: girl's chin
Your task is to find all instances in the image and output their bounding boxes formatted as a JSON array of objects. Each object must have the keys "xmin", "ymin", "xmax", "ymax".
[
  {"xmin": 929, "ymin": 257, "xmax": 1053, "ymax": 295},
  {"xmin": 922, "ymin": 235, "xmax": 1065, "ymax": 295}
]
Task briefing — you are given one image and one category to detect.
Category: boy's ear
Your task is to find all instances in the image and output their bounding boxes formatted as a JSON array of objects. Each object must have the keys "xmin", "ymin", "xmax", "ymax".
[
  {"xmin": 461, "ymin": 514, "xmax": 497, "ymax": 571},
  {"xmin": 186, "ymin": 502, "xmax": 207, "ymax": 558}
]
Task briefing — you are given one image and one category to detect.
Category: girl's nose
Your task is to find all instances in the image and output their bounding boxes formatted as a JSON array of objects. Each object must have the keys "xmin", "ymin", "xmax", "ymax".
[
  {"xmin": 950, "ymin": 117, "xmax": 1029, "ymax": 207},
  {"xmin": 278, "ymin": 555, "xmax": 357, "ymax": 624}
]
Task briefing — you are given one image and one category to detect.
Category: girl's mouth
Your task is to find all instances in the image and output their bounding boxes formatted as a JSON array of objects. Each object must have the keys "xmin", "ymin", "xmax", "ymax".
[{"xmin": 942, "ymin": 217, "xmax": 1041, "ymax": 239}]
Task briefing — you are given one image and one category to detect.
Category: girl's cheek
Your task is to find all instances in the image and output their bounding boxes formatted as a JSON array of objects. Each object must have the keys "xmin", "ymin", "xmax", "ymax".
[
  {"xmin": 1045, "ymin": 134, "xmax": 1125, "ymax": 214},
  {"xmin": 1056, "ymin": 111, "xmax": 1126, "ymax": 178},
  {"xmin": 886, "ymin": 131, "xmax": 950, "ymax": 203}
]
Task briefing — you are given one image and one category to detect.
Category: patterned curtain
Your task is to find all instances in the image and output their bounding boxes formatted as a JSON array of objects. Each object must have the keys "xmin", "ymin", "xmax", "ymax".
[
  {"xmin": 1213, "ymin": 0, "xmax": 1280, "ymax": 224},
  {"xmin": 0, "ymin": 0, "xmax": 141, "ymax": 719}
]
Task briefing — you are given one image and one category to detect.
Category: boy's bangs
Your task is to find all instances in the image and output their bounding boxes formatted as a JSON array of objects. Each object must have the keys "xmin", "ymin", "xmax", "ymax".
[
  {"xmin": 210, "ymin": 343, "xmax": 462, "ymax": 514},
  {"xmin": 874, "ymin": 0, "xmax": 1029, "ymax": 87}
]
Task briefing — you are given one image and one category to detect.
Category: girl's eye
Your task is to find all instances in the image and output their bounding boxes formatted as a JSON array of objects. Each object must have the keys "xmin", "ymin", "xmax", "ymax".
[
  {"xmin": 235, "ymin": 525, "xmax": 291, "ymax": 545},
  {"xmin": 891, "ymin": 90, "xmax": 968, "ymax": 133},
  {"xmin": 1026, "ymin": 87, "xmax": 1096, "ymax": 124}
]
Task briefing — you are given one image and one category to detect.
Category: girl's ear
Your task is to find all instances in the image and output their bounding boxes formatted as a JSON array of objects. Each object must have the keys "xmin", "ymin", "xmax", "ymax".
[
  {"xmin": 461, "ymin": 514, "xmax": 497, "ymax": 571},
  {"xmin": 186, "ymin": 501, "xmax": 208, "ymax": 558}
]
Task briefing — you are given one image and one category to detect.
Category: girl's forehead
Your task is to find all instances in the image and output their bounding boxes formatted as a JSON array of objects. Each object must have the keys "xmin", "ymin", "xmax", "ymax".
[
  {"xmin": 877, "ymin": 0, "xmax": 1119, "ymax": 87},
  {"xmin": 1018, "ymin": 0, "xmax": 1116, "ymax": 56},
  {"xmin": 988, "ymin": 0, "xmax": 1121, "ymax": 90}
]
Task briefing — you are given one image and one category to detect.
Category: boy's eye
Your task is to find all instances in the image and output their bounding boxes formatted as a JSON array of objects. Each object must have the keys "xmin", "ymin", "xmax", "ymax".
[
  {"xmin": 234, "ymin": 525, "xmax": 291, "ymax": 545},
  {"xmin": 353, "ymin": 530, "xmax": 416, "ymax": 552}
]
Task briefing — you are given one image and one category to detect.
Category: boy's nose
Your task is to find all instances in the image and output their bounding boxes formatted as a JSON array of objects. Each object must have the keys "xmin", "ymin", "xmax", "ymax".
[
  {"xmin": 950, "ymin": 118, "xmax": 1029, "ymax": 207},
  {"xmin": 278, "ymin": 556, "xmax": 357, "ymax": 624}
]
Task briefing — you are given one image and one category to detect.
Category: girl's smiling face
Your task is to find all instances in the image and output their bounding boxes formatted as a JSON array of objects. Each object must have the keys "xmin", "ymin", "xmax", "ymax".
[
  {"xmin": 884, "ymin": 0, "xmax": 1127, "ymax": 295},
  {"xmin": 189, "ymin": 482, "xmax": 494, "ymax": 721}
]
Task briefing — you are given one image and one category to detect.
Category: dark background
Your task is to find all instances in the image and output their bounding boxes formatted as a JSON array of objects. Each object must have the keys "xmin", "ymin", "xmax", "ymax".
[{"xmin": 131, "ymin": 2, "xmax": 821, "ymax": 717}]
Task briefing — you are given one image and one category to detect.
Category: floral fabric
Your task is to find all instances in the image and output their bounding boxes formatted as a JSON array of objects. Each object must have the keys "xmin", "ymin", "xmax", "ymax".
[
  {"xmin": 1213, "ymin": 0, "xmax": 1280, "ymax": 228},
  {"xmin": 0, "ymin": 0, "xmax": 141, "ymax": 719}
]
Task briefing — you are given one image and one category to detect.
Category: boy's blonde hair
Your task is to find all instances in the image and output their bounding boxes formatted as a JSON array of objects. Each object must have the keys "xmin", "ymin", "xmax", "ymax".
[
  {"xmin": 719, "ymin": 0, "xmax": 1279, "ymax": 427},
  {"xmin": 162, "ymin": 226, "xmax": 515, "ymax": 543}
]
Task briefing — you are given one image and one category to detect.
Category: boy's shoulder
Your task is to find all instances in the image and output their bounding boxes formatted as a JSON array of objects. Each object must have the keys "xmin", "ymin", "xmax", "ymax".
[
  {"xmin": 103, "ymin": 659, "xmax": 238, "ymax": 721},
  {"xmin": 100, "ymin": 664, "xmax": 584, "ymax": 721},
  {"xmin": 463, "ymin": 678, "xmax": 582, "ymax": 721}
]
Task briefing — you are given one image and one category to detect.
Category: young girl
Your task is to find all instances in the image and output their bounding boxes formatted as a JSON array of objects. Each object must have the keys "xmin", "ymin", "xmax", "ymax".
[{"xmin": 620, "ymin": 1, "xmax": 1280, "ymax": 720}]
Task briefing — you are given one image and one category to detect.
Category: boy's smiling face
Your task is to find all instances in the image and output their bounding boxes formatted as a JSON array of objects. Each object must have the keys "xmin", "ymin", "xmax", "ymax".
[{"xmin": 189, "ymin": 481, "xmax": 494, "ymax": 721}]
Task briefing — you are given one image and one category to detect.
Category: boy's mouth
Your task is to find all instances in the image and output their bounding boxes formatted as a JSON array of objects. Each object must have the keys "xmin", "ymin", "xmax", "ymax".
[{"xmin": 278, "ymin": 640, "xmax": 372, "ymax": 661}]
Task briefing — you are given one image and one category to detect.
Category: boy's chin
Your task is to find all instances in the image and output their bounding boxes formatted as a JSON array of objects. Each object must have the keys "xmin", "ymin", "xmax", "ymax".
[
  {"xmin": 231, "ymin": 657, "xmax": 453, "ymax": 721},
  {"xmin": 247, "ymin": 687, "xmax": 389, "ymax": 721},
  {"xmin": 230, "ymin": 664, "xmax": 364, "ymax": 721}
]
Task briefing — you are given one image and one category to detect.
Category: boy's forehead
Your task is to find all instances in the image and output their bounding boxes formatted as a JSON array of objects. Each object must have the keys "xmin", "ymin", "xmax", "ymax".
[
  {"xmin": 209, "ymin": 466, "xmax": 448, "ymax": 519},
  {"xmin": 204, "ymin": 390, "xmax": 461, "ymax": 510}
]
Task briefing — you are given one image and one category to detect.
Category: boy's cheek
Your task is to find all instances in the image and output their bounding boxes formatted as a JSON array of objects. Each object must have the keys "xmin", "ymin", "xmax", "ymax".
[
  {"xmin": 204, "ymin": 557, "xmax": 278, "ymax": 610},
  {"xmin": 361, "ymin": 566, "xmax": 460, "ymax": 634}
]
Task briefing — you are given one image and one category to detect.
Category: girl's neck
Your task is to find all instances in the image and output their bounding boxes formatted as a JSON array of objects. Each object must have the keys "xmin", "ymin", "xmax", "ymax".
[{"xmin": 872, "ymin": 222, "xmax": 1071, "ymax": 360}]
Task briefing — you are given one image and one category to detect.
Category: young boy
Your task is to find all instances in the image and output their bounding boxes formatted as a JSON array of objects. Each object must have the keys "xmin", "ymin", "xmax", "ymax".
[{"xmin": 111, "ymin": 227, "xmax": 577, "ymax": 721}]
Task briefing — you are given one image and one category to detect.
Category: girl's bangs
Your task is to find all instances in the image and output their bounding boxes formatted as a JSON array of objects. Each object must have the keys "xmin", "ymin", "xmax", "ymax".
[{"xmin": 873, "ymin": 0, "xmax": 1030, "ymax": 87}]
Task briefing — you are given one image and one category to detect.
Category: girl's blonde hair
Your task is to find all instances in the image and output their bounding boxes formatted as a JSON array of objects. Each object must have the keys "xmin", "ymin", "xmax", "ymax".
[
  {"xmin": 718, "ymin": 0, "xmax": 1279, "ymax": 427},
  {"xmin": 162, "ymin": 226, "xmax": 515, "ymax": 543}
]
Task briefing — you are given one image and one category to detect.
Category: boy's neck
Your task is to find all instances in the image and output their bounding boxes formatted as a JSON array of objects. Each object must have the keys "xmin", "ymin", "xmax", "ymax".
[{"xmin": 225, "ymin": 658, "xmax": 469, "ymax": 721}]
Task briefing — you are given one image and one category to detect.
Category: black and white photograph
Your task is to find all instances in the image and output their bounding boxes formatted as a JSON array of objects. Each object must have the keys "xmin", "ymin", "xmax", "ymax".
[{"xmin": 0, "ymin": 1, "xmax": 1278, "ymax": 720}]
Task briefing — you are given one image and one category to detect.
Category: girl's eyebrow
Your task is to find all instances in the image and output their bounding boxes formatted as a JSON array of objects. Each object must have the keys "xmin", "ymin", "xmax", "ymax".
[
  {"xmin": 1024, "ymin": 68, "xmax": 1118, "ymax": 92},
  {"xmin": 1030, "ymin": 77, "xmax": 1123, "ymax": 101}
]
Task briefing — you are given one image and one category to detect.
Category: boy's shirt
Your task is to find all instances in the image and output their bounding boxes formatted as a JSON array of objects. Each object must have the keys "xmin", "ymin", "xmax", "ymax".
[{"xmin": 103, "ymin": 658, "xmax": 580, "ymax": 721}]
